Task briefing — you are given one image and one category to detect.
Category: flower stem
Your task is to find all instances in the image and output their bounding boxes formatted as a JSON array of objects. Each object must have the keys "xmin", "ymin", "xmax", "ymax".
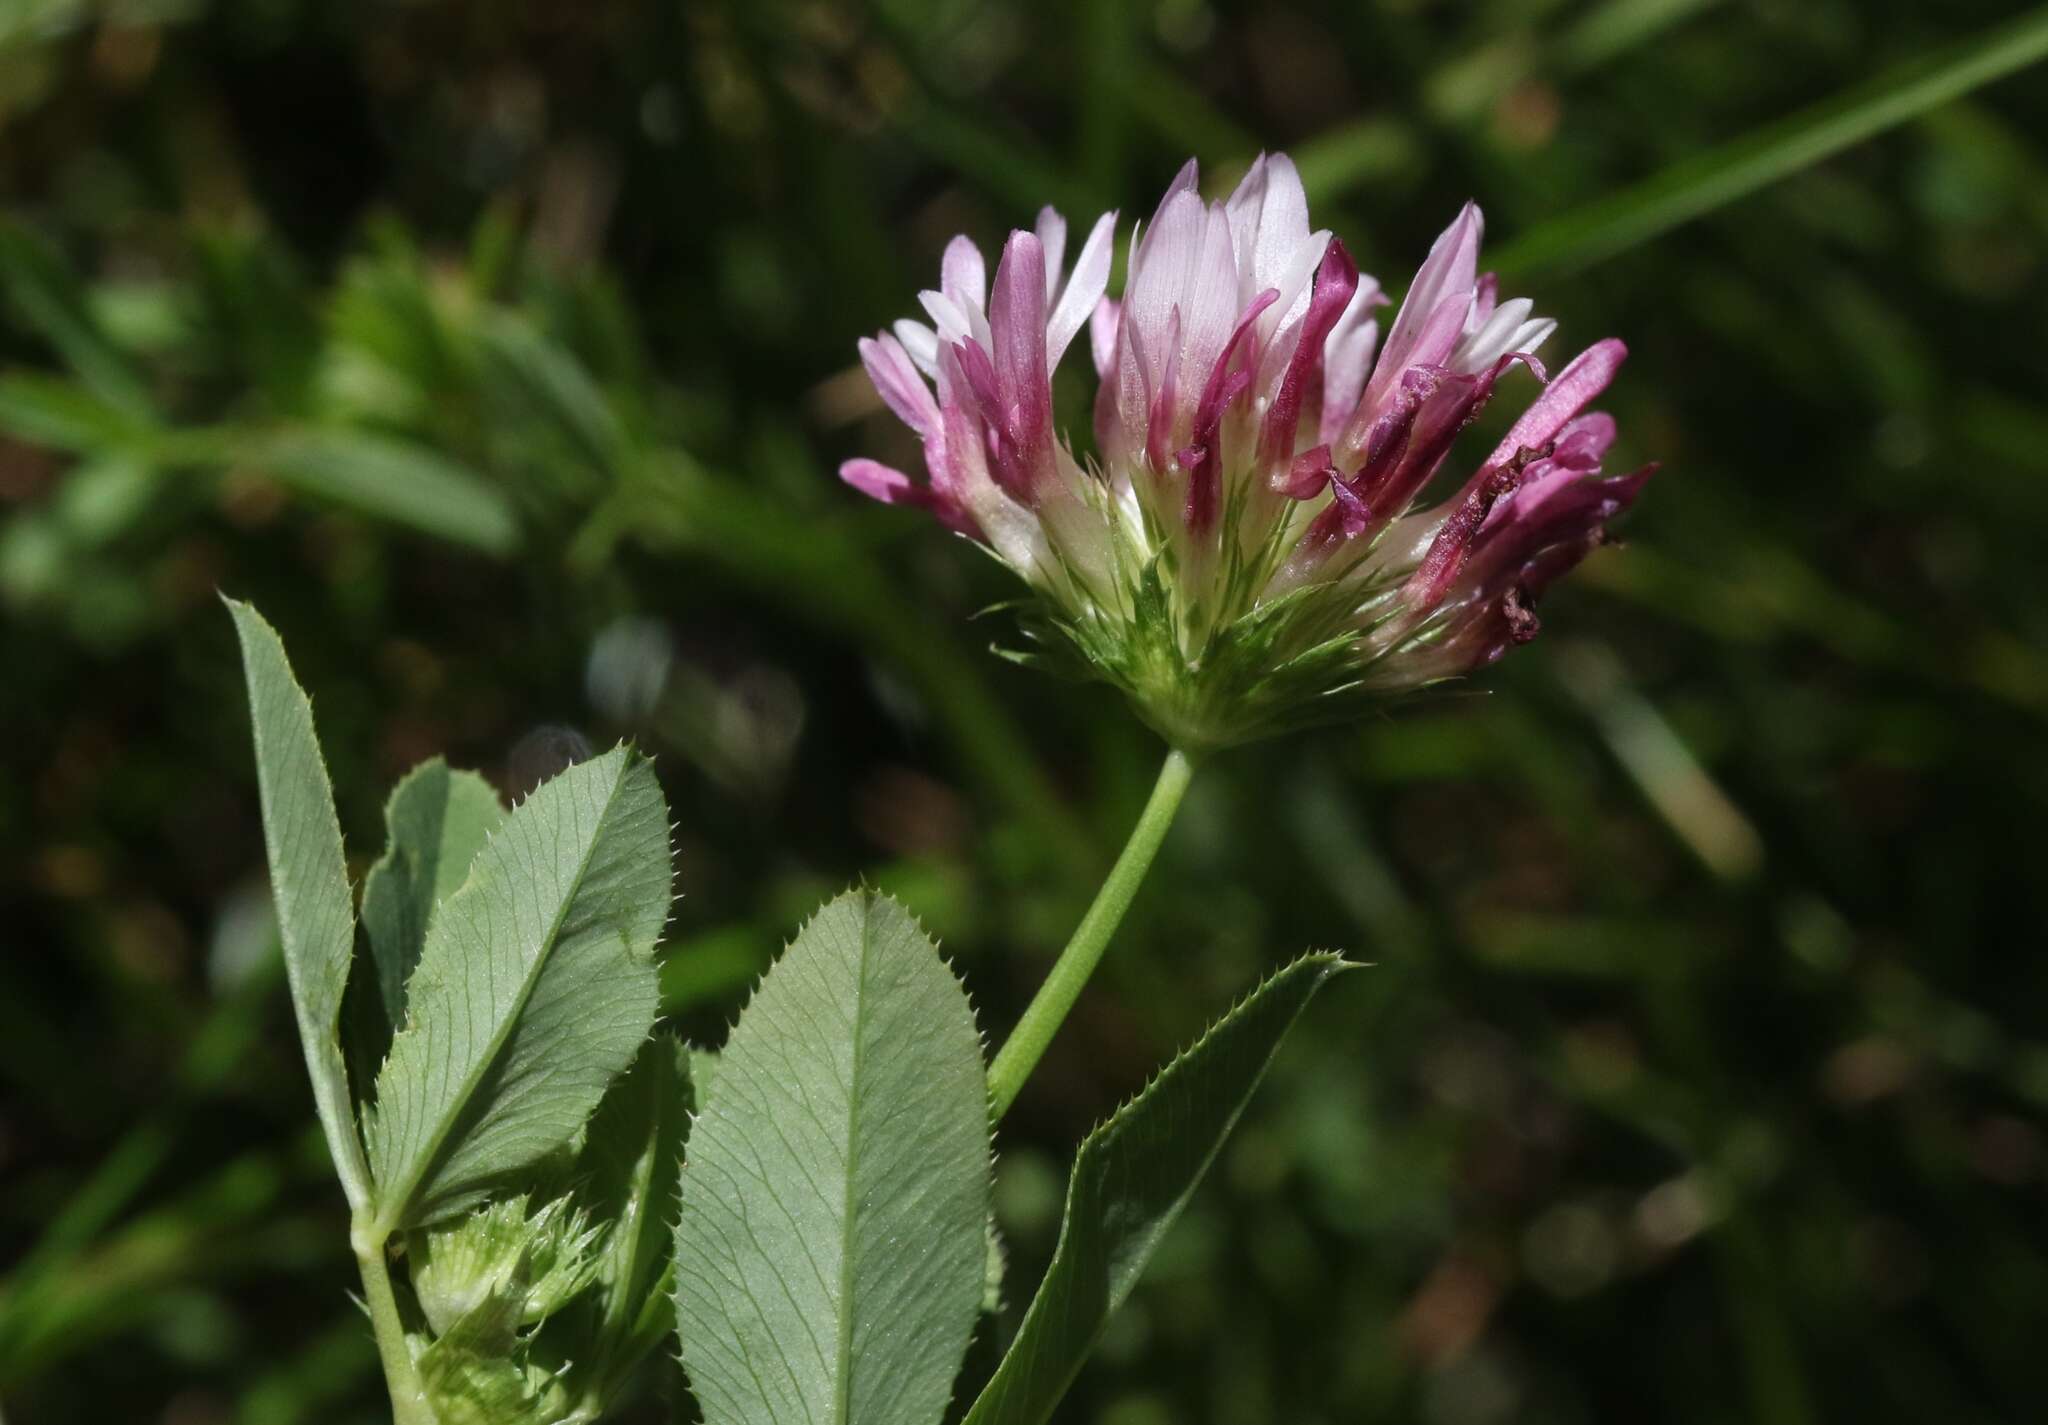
[
  {"xmin": 987, "ymin": 747, "xmax": 1196, "ymax": 1120},
  {"xmin": 352, "ymin": 1217, "xmax": 437, "ymax": 1425}
]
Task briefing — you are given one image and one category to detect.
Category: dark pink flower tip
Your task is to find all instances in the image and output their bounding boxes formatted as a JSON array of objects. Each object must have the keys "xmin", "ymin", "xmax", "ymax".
[
  {"xmin": 1182, "ymin": 287, "xmax": 1278, "ymax": 533},
  {"xmin": 1275, "ymin": 444, "xmax": 1337, "ymax": 499},
  {"xmin": 841, "ymin": 457, "xmax": 981, "ymax": 539},
  {"xmin": 989, "ymin": 230, "xmax": 1051, "ymax": 451},
  {"xmin": 1482, "ymin": 338, "xmax": 1626, "ymax": 471},
  {"xmin": 1404, "ymin": 457, "xmax": 1526, "ymax": 612},
  {"xmin": 1259, "ymin": 238, "xmax": 1360, "ymax": 470}
]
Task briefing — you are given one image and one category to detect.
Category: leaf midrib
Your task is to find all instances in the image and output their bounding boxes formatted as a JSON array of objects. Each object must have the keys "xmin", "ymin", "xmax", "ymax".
[
  {"xmin": 370, "ymin": 754, "xmax": 635, "ymax": 1238},
  {"xmin": 830, "ymin": 901, "xmax": 874, "ymax": 1425}
]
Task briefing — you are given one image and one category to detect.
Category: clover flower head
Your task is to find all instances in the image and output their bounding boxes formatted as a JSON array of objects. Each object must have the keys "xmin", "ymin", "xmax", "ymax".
[{"xmin": 843, "ymin": 155, "xmax": 1656, "ymax": 751}]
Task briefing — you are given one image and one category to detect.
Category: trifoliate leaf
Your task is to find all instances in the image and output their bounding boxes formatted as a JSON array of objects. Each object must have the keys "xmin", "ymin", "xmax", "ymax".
[
  {"xmin": 226, "ymin": 598, "xmax": 371, "ymax": 1210},
  {"xmin": 360, "ymin": 757, "xmax": 506, "ymax": 1030},
  {"xmin": 364, "ymin": 745, "xmax": 671, "ymax": 1233},
  {"xmin": 674, "ymin": 889, "xmax": 990, "ymax": 1425},
  {"xmin": 963, "ymin": 953, "xmax": 1351, "ymax": 1425}
]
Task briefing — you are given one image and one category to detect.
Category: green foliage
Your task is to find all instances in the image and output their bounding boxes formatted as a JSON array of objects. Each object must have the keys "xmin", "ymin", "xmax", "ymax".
[
  {"xmin": 359, "ymin": 758, "xmax": 506, "ymax": 1032},
  {"xmin": 0, "ymin": 222, "xmax": 154, "ymax": 418},
  {"xmin": 965, "ymin": 954, "xmax": 1351, "ymax": 1425},
  {"xmin": 572, "ymin": 1037, "xmax": 695, "ymax": 1408},
  {"xmin": 675, "ymin": 889, "xmax": 992, "ymax": 1425},
  {"xmin": 257, "ymin": 431, "xmax": 521, "ymax": 556},
  {"xmin": 364, "ymin": 744, "xmax": 672, "ymax": 1233},
  {"xmin": 224, "ymin": 597, "xmax": 373, "ymax": 1212},
  {"xmin": 1493, "ymin": 4, "xmax": 2048, "ymax": 277}
]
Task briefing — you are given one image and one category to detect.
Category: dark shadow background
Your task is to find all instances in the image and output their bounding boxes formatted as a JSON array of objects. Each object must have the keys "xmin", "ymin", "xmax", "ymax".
[{"xmin": 3, "ymin": 1, "xmax": 2048, "ymax": 1421}]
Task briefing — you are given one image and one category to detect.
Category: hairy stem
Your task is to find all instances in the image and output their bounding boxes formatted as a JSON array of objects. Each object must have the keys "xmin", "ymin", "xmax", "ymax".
[
  {"xmin": 352, "ymin": 1217, "xmax": 436, "ymax": 1425},
  {"xmin": 987, "ymin": 747, "xmax": 1196, "ymax": 1119}
]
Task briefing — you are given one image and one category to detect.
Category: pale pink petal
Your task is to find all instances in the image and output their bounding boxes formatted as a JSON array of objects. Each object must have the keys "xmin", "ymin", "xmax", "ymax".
[
  {"xmin": 857, "ymin": 333, "xmax": 941, "ymax": 436},
  {"xmin": 1225, "ymin": 153, "xmax": 1312, "ymax": 300},
  {"xmin": 1452, "ymin": 296, "xmax": 1549, "ymax": 375},
  {"xmin": 1048, "ymin": 210, "xmax": 1116, "ymax": 370},
  {"xmin": 1176, "ymin": 204, "xmax": 1244, "ymax": 400},
  {"xmin": 919, "ymin": 289, "xmax": 974, "ymax": 344},
  {"xmin": 1089, "ymin": 297, "xmax": 1120, "ymax": 380},
  {"xmin": 1191, "ymin": 289, "xmax": 1278, "ymax": 440},
  {"xmin": 1144, "ymin": 305, "xmax": 1183, "ymax": 472},
  {"xmin": 1034, "ymin": 207, "xmax": 1067, "ymax": 303},
  {"xmin": 1261, "ymin": 228, "xmax": 1332, "ymax": 346},
  {"xmin": 1373, "ymin": 201, "xmax": 1483, "ymax": 391},
  {"xmin": 1401, "ymin": 293, "xmax": 1477, "ymax": 382},
  {"xmin": 1123, "ymin": 188, "xmax": 1205, "ymax": 376},
  {"xmin": 941, "ymin": 236, "xmax": 986, "ymax": 314},
  {"xmin": 1319, "ymin": 277, "xmax": 1384, "ymax": 446},
  {"xmin": 1180, "ymin": 286, "xmax": 1279, "ymax": 531},
  {"xmin": 892, "ymin": 318, "xmax": 940, "ymax": 378},
  {"xmin": 1338, "ymin": 290, "xmax": 1470, "ymax": 462}
]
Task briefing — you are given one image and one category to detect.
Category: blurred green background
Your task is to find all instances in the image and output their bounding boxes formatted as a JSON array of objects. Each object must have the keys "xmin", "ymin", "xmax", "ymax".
[{"xmin": 5, "ymin": 1, "xmax": 2048, "ymax": 1421}]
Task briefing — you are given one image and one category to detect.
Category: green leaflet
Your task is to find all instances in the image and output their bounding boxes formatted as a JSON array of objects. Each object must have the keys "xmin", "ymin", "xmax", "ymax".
[
  {"xmin": 674, "ymin": 889, "xmax": 990, "ymax": 1425},
  {"xmin": 364, "ymin": 745, "xmax": 671, "ymax": 1234},
  {"xmin": 574, "ymin": 1035, "xmax": 692, "ymax": 1405},
  {"xmin": 360, "ymin": 758, "xmax": 506, "ymax": 1030},
  {"xmin": 963, "ymin": 953, "xmax": 1352, "ymax": 1425},
  {"xmin": 226, "ymin": 598, "xmax": 372, "ymax": 1211}
]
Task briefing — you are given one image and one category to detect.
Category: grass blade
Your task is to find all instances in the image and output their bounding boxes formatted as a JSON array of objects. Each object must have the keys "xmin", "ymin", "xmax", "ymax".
[{"xmin": 1493, "ymin": 4, "xmax": 2048, "ymax": 277}]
